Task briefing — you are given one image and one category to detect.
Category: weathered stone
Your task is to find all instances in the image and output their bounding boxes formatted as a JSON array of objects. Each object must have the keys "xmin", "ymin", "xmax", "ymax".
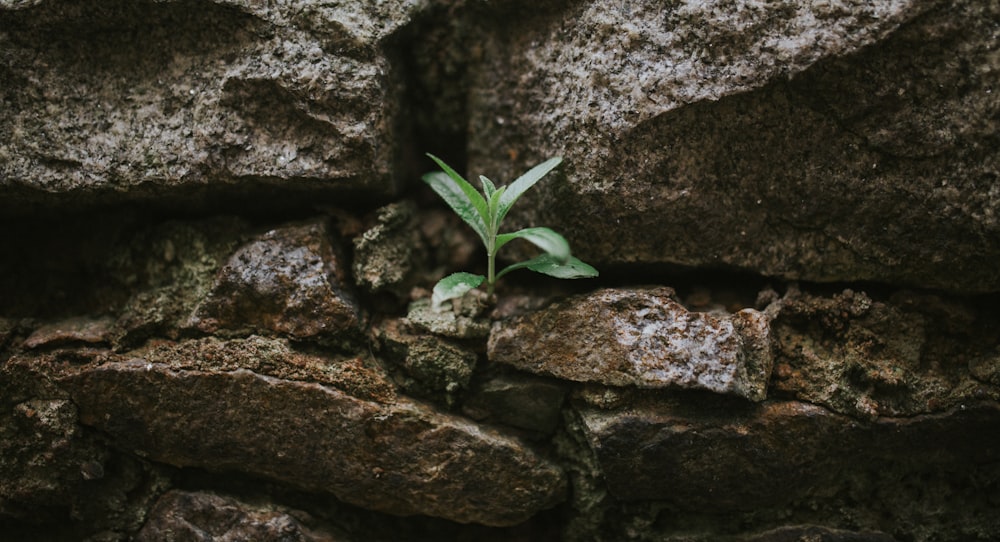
[
  {"xmin": 971, "ymin": 353, "xmax": 1000, "ymax": 386},
  {"xmin": 19, "ymin": 351, "xmax": 565, "ymax": 526},
  {"xmin": 0, "ymin": 351, "xmax": 168, "ymax": 538},
  {"xmin": 463, "ymin": 374, "xmax": 567, "ymax": 436},
  {"xmin": 488, "ymin": 288, "xmax": 773, "ymax": 401},
  {"xmin": 577, "ymin": 397, "xmax": 1000, "ymax": 509},
  {"xmin": 190, "ymin": 219, "xmax": 362, "ymax": 345},
  {"xmin": 770, "ymin": 288, "xmax": 1000, "ymax": 419},
  {"xmin": 24, "ymin": 316, "xmax": 114, "ymax": 349},
  {"xmin": 374, "ymin": 318, "xmax": 476, "ymax": 407},
  {"xmin": 352, "ymin": 201, "xmax": 425, "ymax": 297},
  {"xmin": 135, "ymin": 335, "xmax": 397, "ymax": 404},
  {"xmin": 0, "ymin": 0, "xmax": 416, "ymax": 211},
  {"xmin": 741, "ymin": 526, "xmax": 897, "ymax": 542},
  {"xmin": 465, "ymin": 0, "xmax": 1000, "ymax": 292},
  {"xmin": 407, "ymin": 296, "xmax": 491, "ymax": 340},
  {"xmin": 108, "ymin": 217, "xmax": 249, "ymax": 348},
  {"xmin": 0, "ymin": 396, "xmax": 99, "ymax": 509},
  {"xmin": 136, "ymin": 490, "xmax": 353, "ymax": 542}
]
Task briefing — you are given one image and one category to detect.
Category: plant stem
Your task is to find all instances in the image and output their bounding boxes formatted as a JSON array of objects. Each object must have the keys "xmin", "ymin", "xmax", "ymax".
[{"xmin": 487, "ymin": 246, "xmax": 496, "ymax": 296}]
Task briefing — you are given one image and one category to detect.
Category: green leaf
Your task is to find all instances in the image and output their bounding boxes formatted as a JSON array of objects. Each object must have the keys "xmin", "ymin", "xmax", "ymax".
[
  {"xmin": 495, "ymin": 227, "xmax": 570, "ymax": 262},
  {"xmin": 497, "ymin": 254, "xmax": 598, "ymax": 280},
  {"xmin": 487, "ymin": 185, "xmax": 506, "ymax": 227},
  {"xmin": 497, "ymin": 156, "xmax": 562, "ymax": 222},
  {"xmin": 424, "ymin": 154, "xmax": 491, "ymax": 241},
  {"xmin": 479, "ymin": 175, "xmax": 497, "ymax": 199},
  {"xmin": 431, "ymin": 272, "xmax": 485, "ymax": 310}
]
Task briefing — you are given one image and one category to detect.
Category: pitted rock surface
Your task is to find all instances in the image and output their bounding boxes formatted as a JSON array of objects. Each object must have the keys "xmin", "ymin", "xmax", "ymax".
[
  {"xmin": 489, "ymin": 288, "xmax": 773, "ymax": 401},
  {"xmin": 770, "ymin": 288, "xmax": 1000, "ymax": 420},
  {"xmin": 0, "ymin": 0, "xmax": 415, "ymax": 210},
  {"xmin": 136, "ymin": 490, "xmax": 354, "ymax": 542},
  {"xmin": 190, "ymin": 218, "xmax": 362, "ymax": 344},
  {"xmin": 577, "ymin": 398, "xmax": 1000, "ymax": 508},
  {"xmin": 466, "ymin": 0, "xmax": 1000, "ymax": 292},
  {"xmin": 6, "ymin": 346, "xmax": 567, "ymax": 527}
]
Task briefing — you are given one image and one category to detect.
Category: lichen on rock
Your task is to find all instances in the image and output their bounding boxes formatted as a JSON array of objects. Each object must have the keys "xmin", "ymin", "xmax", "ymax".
[
  {"xmin": 374, "ymin": 317, "xmax": 477, "ymax": 407},
  {"xmin": 489, "ymin": 287, "xmax": 774, "ymax": 401}
]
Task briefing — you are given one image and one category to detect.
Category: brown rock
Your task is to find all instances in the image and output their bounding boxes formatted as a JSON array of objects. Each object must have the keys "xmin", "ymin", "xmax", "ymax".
[
  {"xmin": 24, "ymin": 316, "xmax": 114, "ymax": 349},
  {"xmin": 135, "ymin": 335, "xmax": 397, "ymax": 403},
  {"xmin": 465, "ymin": 0, "xmax": 1000, "ymax": 292},
  {"xmin": 0, "ymin": 0, "xmax": 414, "ymax": 212},
  {"xmin": 374, "ymin": 318, "xmax": 477, "ymax": 407},
  {"xmin": 136, "ymin": 490, "xmax": 352, "ymax": 542},
  {"xmin": 577, "ymin": 397, "xmax": 1000, "ymax": 509},
  {"xmin": 770, "ymin": 288, "xmax": 1000, "ymax": 419},
  {"xmin": 743, "ymin": 526, "xmax": 896, "ymax": 542},
  {"xmin": 190, "ymin": 219, "xmax": 362, "ymax": 345},
  {"xmin": 38, "ymin": 355, "xmax": 564, "ymax": 526},
  {"xmin": 488, "ymin": 288, "xmax": 773, "ymax": 401},
  {"xmin": 463, "ymin": 374, "xmax": 568, "ymax": 436}
]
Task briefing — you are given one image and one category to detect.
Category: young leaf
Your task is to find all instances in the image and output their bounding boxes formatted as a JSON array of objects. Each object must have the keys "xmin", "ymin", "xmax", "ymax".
[
  {"xmin": 479, "ymin": 175, "xmax": 497, "ymax": 198},
  {"xmin": 432, "ymin": 272, "xmax": 486, "ymax": 310},
  {"xmin": 424, "ymin": 155, "xmax": 490, "ymax": 238},
  {"xmin": 497, "ymin": 254, "xmax": 598, "ymax": 280},
  {"xmin": 497, "ymin": 156, "xmax": 563, "ymax": 222},
  {"xmin": 421, "ymin": 171, "xmax": 489, "ymax": 245},
  {"xmin": 487, "ymin": 185, "xmax": 506, "ymax": 226},
  {"xmin": 495, "ymin": 227, "xmax": 571, "ymax": 262}
]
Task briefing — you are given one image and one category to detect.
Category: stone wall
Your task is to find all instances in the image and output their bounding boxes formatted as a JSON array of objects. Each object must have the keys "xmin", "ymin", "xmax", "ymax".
[{"xmin": 2, "ymin": 0, "xmax": 998, "ymax": 540}]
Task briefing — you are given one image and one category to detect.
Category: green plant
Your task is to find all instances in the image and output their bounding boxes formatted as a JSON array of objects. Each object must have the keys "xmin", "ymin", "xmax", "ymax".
[{"xmin": 422, "ymin": 153, "xmax": 598, "ymax": 309}]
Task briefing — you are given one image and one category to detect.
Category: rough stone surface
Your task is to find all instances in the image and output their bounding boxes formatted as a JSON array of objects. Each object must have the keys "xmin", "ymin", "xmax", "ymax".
[
  {"xmin": 374, "ymin": 318, "xmax": 477, "ymax": 407},
  {"xmin": 0, "ymin": 349, "xmax": 169, "ymax": 540},
  {"xmin": 0, "ymin": 0, "xmax": 416, "ymax": 211},
  {"xmin": 8, "ymin": 347, "xmax": 566, "ymax": 527},
  {"xmin": 106, "ymin": 217, "xmax": 250, "ymax": 348},
  {"xmin": 463, "ymin": 374, "xmax": 568, "ymax": 436},
  {"xmin": 135, "ymin": 335, "xmax": 397, "ymax": 403},
  {"xmin": 24, "ymin": 316, "xmax": 114, "ymax": 349},
  {"xmin": 741, "ymin": 526, "xmax": 897, "ymax": 542},
  {"xmin": 770, "ymin": 287, "xmax": 1000, "ymax": 420},
  {"xmin": 407, "ymin": 296, "xmax": 492, "ymax": 340},
  {"xmin": 466, "ymin": 0, "xmax": 1000, "ymax": 292},
  {"xmin": 577, "ymin": 397, "xmax": 1000, "ymax": 514},
  {"xmin": 488, "ymin": 287, "xmax": 773, "ymax": 401},
  {"xmin": 190, "ymin": 218, "xmax": 362, "ymax": 345},
  {"xmin": 3, "ymin": 0, "xmax": 1000, "ymax": 539},
  {"xmin": 352, "ymin": 201, "xmax": 424, "ymax": 296},
  {"xmin": 136, "ymin": 490, "xmax": 352, "ymax": 542}
]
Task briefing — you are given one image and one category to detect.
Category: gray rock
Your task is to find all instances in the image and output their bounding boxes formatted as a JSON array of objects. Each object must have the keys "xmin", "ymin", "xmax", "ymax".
[
  {"xmin": 352, "ymin": 202, "xmax": 424, "ymax": 296},
  {"xmin": 770, "ymin": 288, "xmax": 1000, "ymax": 420},
  {"xmin": 577, "ymin": 398, "xmax": 1000, "ymax": 508},
  {"xmin": 190, "ymin": 218, "xmax": 362, "ymax": 346},
  {"xmin": 0, "ymin": 0, "xmax": 418, "ymax": 211},
  {"xmin": 463, "ymin": 374, "xmax": 567, "ymax": 436},
  {"xmin": 488, "ymin": 288, "xmax": 773, "ymax": 401},
  {"xmin": 406, "ymin": 297, "xmax": 491, "ymax": 340},
  {"xmin": 374, "ymin": 318, "xmax": 477, "ymax": 407},
  {"xmin": 136, "ymin": 490, "xmax": 354, "ymax": 542},
  {"xmin": 465, "ymin": 0, "xmax": 1000, "ymax": 292},
  {"xmin": 109, "ymin": 217, "xmax": 249, "ymax": 348},
  {"xmin": 742, "ymin": 526, "xmax": 897, "ymax": 542},
  {"xmin": 971, "ymin": 352, "xmax": 1000, "ymax": 386},
  {"xmin": 24, "ymin": 316, "xmax": 114, "ymax": 349},
  {"xmin": 25, "ymin": 348, "xmax": 565, "ymax": 526}
]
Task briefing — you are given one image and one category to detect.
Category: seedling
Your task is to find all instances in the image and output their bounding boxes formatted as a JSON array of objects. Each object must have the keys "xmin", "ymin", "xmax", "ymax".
[{"xmin": 422, "ymin": 154, "xmax": 598, "ymax": 309}]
